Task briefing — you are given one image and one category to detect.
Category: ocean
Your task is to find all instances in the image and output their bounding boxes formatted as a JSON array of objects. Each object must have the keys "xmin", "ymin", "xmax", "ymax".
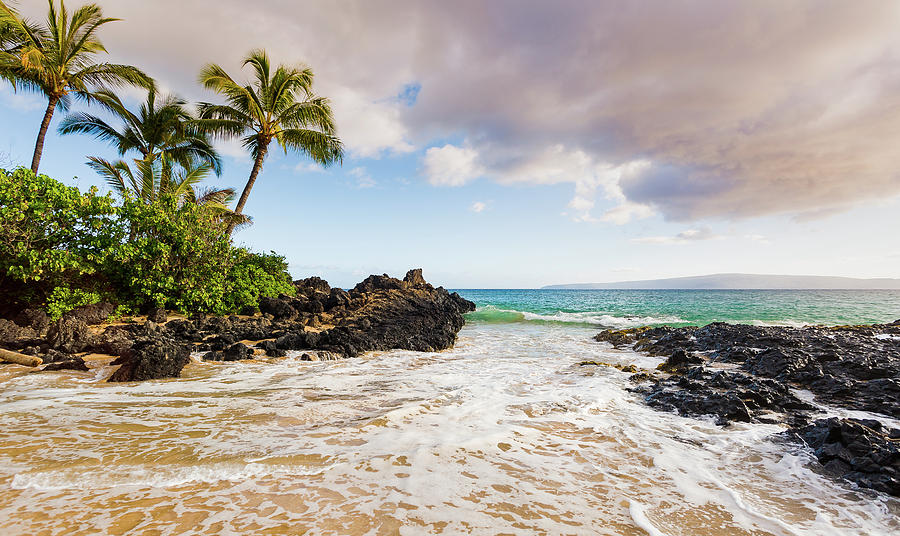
[
  {"xmin": 1, "ymin": 290, "xmax": 898, "ymax": 535},
  {"xmin": 461, "ymin": 288, "xmax": 900, "ymax": 328}
]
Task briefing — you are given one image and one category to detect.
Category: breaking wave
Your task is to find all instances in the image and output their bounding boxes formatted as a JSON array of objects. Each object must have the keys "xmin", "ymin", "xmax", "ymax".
[{"xmin": 466, "ymin": 305, "xmax": 686, "ymax": 328}]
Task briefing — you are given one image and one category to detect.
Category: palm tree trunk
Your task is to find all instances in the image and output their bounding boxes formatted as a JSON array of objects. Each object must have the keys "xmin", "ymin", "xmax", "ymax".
[
  {"xmin": 226, "ymin": 146, "xmax": 268, "ymax": 237},
  {"xmin": 31, "ymin": 95, "xmax": 60, "ymax": 175}
]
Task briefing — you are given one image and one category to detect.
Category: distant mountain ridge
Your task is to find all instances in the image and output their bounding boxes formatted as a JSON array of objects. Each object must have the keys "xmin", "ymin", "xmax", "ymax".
[{"xmin": 542, "ymin": 273, "xmax": 900, "ymax": 290}]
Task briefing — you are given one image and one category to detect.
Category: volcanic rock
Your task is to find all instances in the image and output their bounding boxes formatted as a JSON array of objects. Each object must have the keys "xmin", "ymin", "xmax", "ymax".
[
  {"xmin": 46, "ymin": 317, "xmax": 89, "ymax": 353},
  {"xmin": 65, "ymin": 302, "xmax": 115, "ymax": 325},
  {"xmin": 107, "ymin": 338, "xmax": 191, "ymax": 382},
  {"xmin": 794, "ymin": 417, "xmax": 900, "ymax": 496}
]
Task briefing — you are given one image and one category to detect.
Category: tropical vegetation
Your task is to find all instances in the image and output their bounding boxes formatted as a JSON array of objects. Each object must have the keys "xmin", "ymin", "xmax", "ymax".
[
  {"xmin": 0, "ymin": 0, "xmax": 342, "ymax": 319},
  {"xmin": 0, "ymin": 167, "xmax": 294, "ymax": 316}
]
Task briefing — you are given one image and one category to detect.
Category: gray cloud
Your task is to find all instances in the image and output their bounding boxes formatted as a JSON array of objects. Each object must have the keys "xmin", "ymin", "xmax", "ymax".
[{"xmin": 10, "ymin": 0, "xmax": 900, "ymax": 221}]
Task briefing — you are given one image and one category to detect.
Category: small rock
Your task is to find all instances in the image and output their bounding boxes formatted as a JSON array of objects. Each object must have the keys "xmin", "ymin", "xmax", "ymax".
[
  {"xmin": 107, "ymin": 338, "xmax": 191, "ymax": 382},
  {"xmin": 147, "ymin": 307, "xmax": 167, "ymax": 324},
  {"xmin": 222, "ymin": 343, "xmax": 254, "ymax": 361},
  {"xmin": 259, "ymin": 297, "xmax": 296, "ymax": 320},
  {"xmin": 42, "ymin": 356, "xmax": 89, "ymax": 372}
]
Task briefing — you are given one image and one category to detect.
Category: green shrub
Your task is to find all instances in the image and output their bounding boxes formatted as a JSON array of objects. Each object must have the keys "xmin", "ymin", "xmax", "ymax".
[
  {"xmin": 0, "ymin": 168, "xmax": 122, "ymax": 307},
  {"xmin": 105, "ymin": 195, "xmax": 234, "ymax": 313},
  {"xmin": 0, "ymin": 168, "xmax": 295, "ymax": 316},
  {"xmin": 223, "ymin": 249, "xmax": 296, "ymax": 314},
  {"xmin": 46, "ymin": 286, "xmax": 102, "ymax": 320}
]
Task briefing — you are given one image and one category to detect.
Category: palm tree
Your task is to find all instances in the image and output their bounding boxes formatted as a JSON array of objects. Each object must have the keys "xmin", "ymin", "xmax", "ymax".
[
  {"xmin": 0, "ymin": 0, "xmax": 153, "ymax": 174},
  {"xmin": 87, "ymin": 154, "xmax": 210, "ymax": 203},
  {"xmin": 87, "ymin": 154, "xmax": 248, "ymax": 228},
  {"xmin": 59, "ymin": 88, "xmax": 222, "ymax": 175},
  {"xmin": 197, "ymin": 49, "xmax": 343, "ymax": 235}
]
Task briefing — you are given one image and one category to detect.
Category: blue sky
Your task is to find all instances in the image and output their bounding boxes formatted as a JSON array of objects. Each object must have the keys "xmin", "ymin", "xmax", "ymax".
[{"xmin": 2, "ymin": 1, "xmax": 899, "ymax": 288}]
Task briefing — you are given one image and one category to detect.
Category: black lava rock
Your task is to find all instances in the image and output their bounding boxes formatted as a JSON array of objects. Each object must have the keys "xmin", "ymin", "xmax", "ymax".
[
  {"xmin": 42, "ymin": 356, "xmax": 89, "ymax": 372},
  {"xmin": 65, "ymin": 302, "xmax": 115, "ymax": 325},
  {"xmin": 795, "ymin": 417, "xmax": 899, "ymax": 496},
  {"xmin": 107, "ymin": 338, "xmax": 191, "ymax": 382}
]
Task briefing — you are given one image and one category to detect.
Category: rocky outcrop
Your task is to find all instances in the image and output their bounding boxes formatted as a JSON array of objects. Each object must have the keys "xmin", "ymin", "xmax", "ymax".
[
  {"xmin": 13, "ymin": 308, "xmax": 50, "ymax": 332},
  {"xmin": 42, "ymin": 355, "xmax": 89, "ymax": 372},
  {"xmin": 1, "ymin": 270, "xmax": 473, "ymax": 385},
  {"xmin": 600, "ymin": 322, "xmax": 900, "ymax": 419},
  {"xmin": 0, "ymin": 318, "xmax": 38, "ymax": 350},
  {"xmin": 107, "ymin": 338, "xmax": 192, "ymax": 382},
  {"xmin": 794, "ymin": 418, "xmax": 899, "ymax": 496},
  {"xmin": 595, "ymin": 321, "xmax": 900, "ymax": 496}
]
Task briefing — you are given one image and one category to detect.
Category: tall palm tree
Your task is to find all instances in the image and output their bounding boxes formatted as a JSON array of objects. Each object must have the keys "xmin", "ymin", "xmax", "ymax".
[
  {"xmin": 59, "ymin": 88, "xmax": 222, "ymax": 175},
  {"xmin": 197, "ymin": 49, "xmax": 343, "ymax": 235},
  {"xmin": 0, "ymin": 0, "xmax": 153, "ymax": 174}
]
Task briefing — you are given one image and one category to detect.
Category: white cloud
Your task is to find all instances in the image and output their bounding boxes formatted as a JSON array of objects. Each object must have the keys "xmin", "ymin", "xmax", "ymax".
[
  {"xmin": 600, "ymin": 202, "xmax": 654, "ymax": 225},
  {"xmin": 330, "ymin": 87, "xmax": 414, "ymax": 158},
  {"xmin": 633, "ymin": 227, "xmax": 723, "ymax": 245},
  {"xmin": 472, "ymin": 144, "xmax": 653, "ymax": 223},
  {"xmin": 214, "ymin": 138, "xmax": 251, "ymax": 163},
  {"xmin": 295, "ymin": 162, "xmax": 326, "ymax": 173},
  {"xmin": 422, "ymin": 143, "xmax": 484, "ymax": 186},
  {"xmin": 422, "ymin": 143, "xmax": 654, "ymax": 222},
  {"xmin": 348, "ymin": 166, "xmax": 376, "ymax": 188},
  {"xmin": 470, "ymin": 201, "xmax": 487, "ymax": 213}
]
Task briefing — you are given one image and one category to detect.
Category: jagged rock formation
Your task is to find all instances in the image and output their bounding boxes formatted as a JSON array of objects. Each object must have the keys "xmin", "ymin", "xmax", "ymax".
[{"xmin": 1, "ymin": 269, "xmax": 474, "ymax": 383}]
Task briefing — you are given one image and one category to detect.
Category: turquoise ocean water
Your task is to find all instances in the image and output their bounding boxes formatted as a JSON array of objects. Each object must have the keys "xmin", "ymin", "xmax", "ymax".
[{"xmin": 456, "ymin": 289, "xmax": 900, "ymax": 328}]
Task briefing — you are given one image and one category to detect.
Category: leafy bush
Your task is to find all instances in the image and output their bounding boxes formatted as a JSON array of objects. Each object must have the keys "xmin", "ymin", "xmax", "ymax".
[
  {"xmin": 0, "ymin": 168, "xmax": 294, "ymax": 316},
  {"xmin": 105, "ymin": 195, "xmax": 234, "ymax": 312},
  {"xmin": 0, "ymin": 168, "xmax": 121, "ymax": 308},
  {"xmin": 46, "ymin": 286, "xmax": 102, "ymax": 320},
  {"xmin": 223, "ymin": 249, "xmax": 296, "ymax": 314}
]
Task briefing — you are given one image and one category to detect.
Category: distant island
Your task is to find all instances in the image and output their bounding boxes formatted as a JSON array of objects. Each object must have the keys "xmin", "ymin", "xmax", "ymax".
[{"xmin": 542, "ymin": 273, "xmax": 900, "ymax": 290}]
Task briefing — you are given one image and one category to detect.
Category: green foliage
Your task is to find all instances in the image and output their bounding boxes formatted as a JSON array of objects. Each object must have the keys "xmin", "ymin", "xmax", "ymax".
[
  {"xmin": 46, "ymin": 286, "xmax": 101, "ymax": 320},
  {"xmin": 105, "ymin": 194, "xmax": 233, "ymax": 313},
  {"xmin": 223, "ymin": 250, "xmax": 295, "ymax": 314},
  {"xmin": 0, "ymin": 167, "xmax": 121, "ymax": 304},
  {"xmin": 0, "ymin": 168, "xmax": 294, "ymax": 316}
]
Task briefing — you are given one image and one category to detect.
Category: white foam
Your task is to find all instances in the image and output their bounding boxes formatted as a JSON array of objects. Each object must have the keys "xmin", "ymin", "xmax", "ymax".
[
  {"xmin": 0, "ymin": 322, "xmax": 897, "ymax": 535},
  {"xmin": 792, "ymin": 388, "xmax": 900, "ymax": 429},
  {"xmin": 628, "ymin": 500, "xmax": 671, "ymax": 536}
]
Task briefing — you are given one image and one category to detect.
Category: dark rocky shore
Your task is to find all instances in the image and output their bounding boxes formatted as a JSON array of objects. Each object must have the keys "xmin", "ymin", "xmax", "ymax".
[
  {"xmin": 1, "ymin": 269, "xmax": 474, "ymax": 381},
  {"xmin": 592, "ymin": 322, "xmax": 900, "ymax": 497}
]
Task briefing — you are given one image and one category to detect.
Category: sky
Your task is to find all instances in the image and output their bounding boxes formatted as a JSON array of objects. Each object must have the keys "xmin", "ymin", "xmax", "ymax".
[{"xmin": 1, "ymin": 0, "xmax": 899, "ymax": 288}]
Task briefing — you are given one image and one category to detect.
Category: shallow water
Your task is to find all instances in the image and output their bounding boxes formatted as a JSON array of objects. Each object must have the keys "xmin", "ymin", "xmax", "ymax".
[{"xmin": 1, "ymin": 322, "xmax": 897, "ymax": 535}]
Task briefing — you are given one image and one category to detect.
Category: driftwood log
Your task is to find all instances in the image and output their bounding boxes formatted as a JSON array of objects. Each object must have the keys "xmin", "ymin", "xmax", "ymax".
[{"xmin": 0, "ymin": 348, "xmax": 43, "ymax": 367}]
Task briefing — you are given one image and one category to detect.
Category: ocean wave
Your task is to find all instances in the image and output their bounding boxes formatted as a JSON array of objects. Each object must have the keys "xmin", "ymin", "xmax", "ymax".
[
  {"xmin": 746, "ymin": 319, "xmax": 813, "ymax": 328},
  {"xmin": 466, "ymin": 305, "xmax": 685, "ymax": 328}
]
